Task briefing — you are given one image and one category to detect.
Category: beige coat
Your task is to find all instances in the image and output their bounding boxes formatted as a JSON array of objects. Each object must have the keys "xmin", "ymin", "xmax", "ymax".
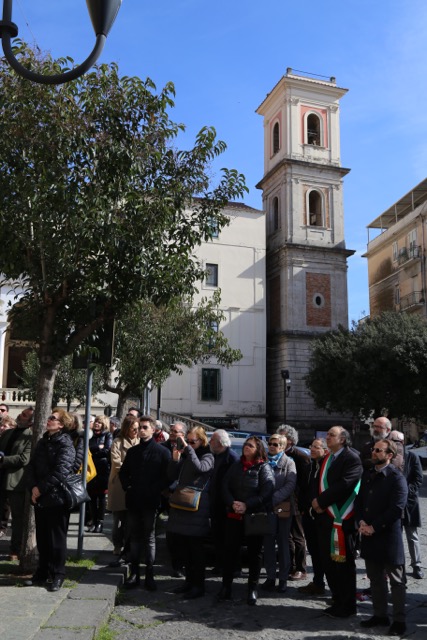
[{"xmin": 107, "ymin": 436, "xmax": 139, "ymax": 511}]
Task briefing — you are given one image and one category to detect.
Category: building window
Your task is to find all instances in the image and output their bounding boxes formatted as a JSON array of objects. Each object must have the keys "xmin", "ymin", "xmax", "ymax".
[
  {"xmin": 392, "ymin": 241, "xmax": 398, "ymax": 262},
  {"xmin": 408, "ymin": 229, "xmax": 417, "ymax": 258},
  {"xmin": 208, "ymin": 216, "xmax": 219, "ymax": 238},
  {"xmin": 308, "ymin": 190, "xmax": 323, "ymax": 227},
  {"xmin": 205, "ymin": 263, "xmax": 218, "ymax": 287},
  {"xmin": 201, "ymin": 368, "xmax": 221, "ymax": 401},
  {"xmin": 395, "ymin": 286, "xmax": 400, "ymax": 306},
  {"xmin": 272, "ymin": 122, "xmax": 280, "ymax": 154},
  {"xmin": 207, "ymin": 320, "xmax": 218, "ymax": 351},
  {"xmin": 271, "ymin": 196, "xmax": 279, "ymax": 232},
  {"xmin": 307, "ymin": 113, "xmax": 321, "ymax": 146}
]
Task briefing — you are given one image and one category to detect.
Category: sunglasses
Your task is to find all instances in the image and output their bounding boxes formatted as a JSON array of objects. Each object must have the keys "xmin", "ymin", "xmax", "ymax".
[
  {"xmin": 244, "ymin": 442, "xmax": 256, "ymax": 448},
  {"xmin": 0, "ymin": 408, "xmax": 7, "ymax": 412},
  {"xmin": 187, "ymin": 439, "xmax": 199, "ymax": 444},
  {"xmin": 48, "ymin": 415, "xmax": 59, "ymax": 421},
  {"xmin": 268, "ymin": 441, "xmax": 280, "ymax": 447},
  {"xmin": 372, "ymin": 447, "xmax": 388, "ymax": 453}
]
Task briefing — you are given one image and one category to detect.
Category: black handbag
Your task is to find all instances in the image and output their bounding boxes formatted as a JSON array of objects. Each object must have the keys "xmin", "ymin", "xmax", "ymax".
[
  {"xmin": 244, "ymin": 512, "xmax": 275, "ymax": 536},
  {"xmin": 61, "ymin": 474, "xmax": 91, "ymax": 510}
]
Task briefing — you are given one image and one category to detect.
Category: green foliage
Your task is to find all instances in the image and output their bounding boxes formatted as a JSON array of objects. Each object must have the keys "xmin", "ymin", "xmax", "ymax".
[
  {"xmin": 0, "ymin": 44, "xmax": 247, "ymax": 425},
  {"xmin": 108, "ymin": 291, "xmax": 242, "ymax": 412},
  {"xmin": 306, "ymin": 311, "xmax": 427, "ymax": 421},
  {"xmin": 95, "ymin": 625, "xmax": 117, "ymax": 640},
  {"xmin": 20, "ymin": 351, "xmax": 106, "ymax": 410}
]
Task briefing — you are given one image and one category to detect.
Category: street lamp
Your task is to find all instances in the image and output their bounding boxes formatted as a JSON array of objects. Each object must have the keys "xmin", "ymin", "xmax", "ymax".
[
  {"xmin": 0, "ymin": 0, "xmax": 122, "ymax": 85},
  {"xmin": 280, "ymin": 369, "xmax": 291, "ymax": 424}
]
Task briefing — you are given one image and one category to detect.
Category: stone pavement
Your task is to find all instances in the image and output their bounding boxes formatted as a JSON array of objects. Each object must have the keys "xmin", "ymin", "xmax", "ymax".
[{"xmin": 0, "ymin": 477, "xmax": 426, "ymax": 640}]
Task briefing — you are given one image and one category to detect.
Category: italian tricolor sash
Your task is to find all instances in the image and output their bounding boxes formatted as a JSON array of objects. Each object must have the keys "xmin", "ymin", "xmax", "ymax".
[{"xmin": 319, "ymin": 452, "xmax": 360, "ymax": 562}]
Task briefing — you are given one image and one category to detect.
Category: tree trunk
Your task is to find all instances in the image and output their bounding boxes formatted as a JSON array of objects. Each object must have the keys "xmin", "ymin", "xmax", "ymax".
[{"xmin": 19, "ymin": 360, "xmax": 58, "ymax": 573}]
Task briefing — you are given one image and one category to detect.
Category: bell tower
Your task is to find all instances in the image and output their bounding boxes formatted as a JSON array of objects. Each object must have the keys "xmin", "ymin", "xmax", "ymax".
[{"xmin": 256, "ymin": 69, "xmax": 354, "ymax": 430}]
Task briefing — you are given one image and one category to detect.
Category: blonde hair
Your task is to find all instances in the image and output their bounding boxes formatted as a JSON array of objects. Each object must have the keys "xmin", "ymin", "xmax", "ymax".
[
  {"xmin": 51, "ymin": 408, "xmax": 74, "ymax": 430},
  {"xmin": 93, "ymin": 415, "xmax": 110, "ymax": 433},
  {"xmin": 188, "ymin": 426, "xmax": 208, "ymax": 447}
]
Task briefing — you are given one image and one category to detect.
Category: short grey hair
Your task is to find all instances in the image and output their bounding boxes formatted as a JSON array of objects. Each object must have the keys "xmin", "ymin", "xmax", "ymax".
[
  {"xmin": 213, "ymin": 429, "xmax": 231, "ymax": 447},
  {"xmin": 276, "ymin": 424, "xmax": 298, "ymax": 445},
  {"xmin": 171, "ymin": 421, "xmax": 187, "ymax": 435}
]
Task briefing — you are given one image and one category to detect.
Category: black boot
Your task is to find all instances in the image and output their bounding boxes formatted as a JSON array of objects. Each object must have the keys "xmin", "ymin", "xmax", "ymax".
[
  {"xmin": 124, "ymin": 567, "xmax": 140, "ymax": 589},
  {"xmin": 217, "ymin": 584, "xmax": 232, "ymax": 601},
  {"xmin": 144, "ymin": 565, "xmax": 157, "ymax": 592},
  {"xmin": 247, "ymin": 583, "xmax": 258, "ymax": 606}
]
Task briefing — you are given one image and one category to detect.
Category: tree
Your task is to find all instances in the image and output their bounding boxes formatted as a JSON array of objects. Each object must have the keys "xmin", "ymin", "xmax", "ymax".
[
  {"xmin": 305, "ymin": 311, "xmax": 427, "ymax": 421},
  {"xmin": 20, "ymin": 351, "xmax": 106, "ymax": 410},
  {"xmin": 107, "ymin": 291, "xmax": 242, "ymax": 417},
  {"xmin": 0, "ymin": 46, "xmax": 247, "ymax": 567}
]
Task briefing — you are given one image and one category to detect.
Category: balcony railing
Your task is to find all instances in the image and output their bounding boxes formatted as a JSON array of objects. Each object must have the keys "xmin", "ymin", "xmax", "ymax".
[
  {"xmin": 397, "ymin": 245, "xmax": 422, "ymax": 265},
  {"xmin": 396, "ymin": 291, "xmax": 425, "ymax": 312}
]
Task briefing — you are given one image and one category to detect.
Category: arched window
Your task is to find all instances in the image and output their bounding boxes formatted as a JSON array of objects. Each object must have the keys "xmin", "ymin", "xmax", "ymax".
[
  {"xmin": 307, "ymin": 113, "xmax": 321, "ymax": 146},
  {"xmin": 272, "ymin": 122, "xmax": 280, "ymax": 154},
  {"xmin": 271, "ymin": 196, "xmax": 279, "ymax": 232},
  {"xmin": 308, "ymin": 190, "xmax": 323, "ymax": 227}
]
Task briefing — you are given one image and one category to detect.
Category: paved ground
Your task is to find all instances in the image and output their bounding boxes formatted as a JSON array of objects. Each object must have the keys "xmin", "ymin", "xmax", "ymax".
[{"xmin": 0, "ymin": 476, "xmax": 426, "ymax": 640}]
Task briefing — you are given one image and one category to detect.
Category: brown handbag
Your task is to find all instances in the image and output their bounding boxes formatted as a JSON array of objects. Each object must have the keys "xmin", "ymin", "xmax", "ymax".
[
  {"xmin": 169, "ymin": 486, "xmax": 202, "ymax": 512},
  {"xmin": 273, "ymin": 500, "xmax": 291, "ymax": 519}
]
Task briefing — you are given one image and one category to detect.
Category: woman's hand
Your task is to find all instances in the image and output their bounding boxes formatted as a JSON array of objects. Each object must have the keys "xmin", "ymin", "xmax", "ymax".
[
  {"xmin": 172, "ymin": 448, "xmax": 181, "ymax": 462},
  {"xmin": 232, "ymin": 500, "xmax": 247, "ymax": 515},
  {"xmin": 31, "ymin": 486, "xmax": 41, "ymax": 504}
]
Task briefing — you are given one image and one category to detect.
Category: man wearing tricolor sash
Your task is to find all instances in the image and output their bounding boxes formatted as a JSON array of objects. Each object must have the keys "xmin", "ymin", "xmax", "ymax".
[{"xmin": 311, "ymin": 426, "xmax": 362, "ymax": 618}]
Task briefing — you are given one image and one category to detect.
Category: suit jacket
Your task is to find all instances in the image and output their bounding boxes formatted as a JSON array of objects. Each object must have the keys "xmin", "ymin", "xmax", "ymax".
[
  {"xmin": 0, "ymin": 426, "xmax": 32, "ymax": 492},
  {"xmin": 356, "ymin": 463, "xmax": 408, "ymax": 565}
]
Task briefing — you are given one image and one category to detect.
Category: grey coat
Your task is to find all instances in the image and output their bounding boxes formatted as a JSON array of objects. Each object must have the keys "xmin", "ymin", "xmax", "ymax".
[
  {"xmin": 167, "ymin": 444, "xmax": 214, "ymax": 537},
  {"xmin": 270, "ymin": 453, "xmax": 297, "ymax": 514}
]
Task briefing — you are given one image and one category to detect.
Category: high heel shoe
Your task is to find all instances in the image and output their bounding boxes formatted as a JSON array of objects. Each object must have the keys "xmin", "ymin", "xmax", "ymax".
[
  {"xmin": 94, "ymin": 522, "xmax": 103, "ymax": 533},
  {"xmin": 247, "ymin": 587, "xmax": 258, "ymax": 606}
]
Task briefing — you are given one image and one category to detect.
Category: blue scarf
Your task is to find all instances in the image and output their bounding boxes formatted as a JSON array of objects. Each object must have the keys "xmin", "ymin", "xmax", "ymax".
[{"xmin": 268, "ymin": 451, "xmax": 284, "ymax": 468}]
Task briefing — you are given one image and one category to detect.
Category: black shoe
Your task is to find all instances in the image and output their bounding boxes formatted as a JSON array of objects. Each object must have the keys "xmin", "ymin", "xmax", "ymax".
[
  {"xmin": 94, "ymin": 522, "xmax": 103, "ymax": 533},
  {"xmin": 144, "ymin": 575, "xmax": 157, "ymax": 592},
  {"xmin": 247, "ymin": 588, "xmax": 257, "ymax": 606},
  {"xmin": 109, "ymin": 557, "xmax": 127, "ymax": 568},
  {"xmin": 173, "ymin": 583, "xmax": 191, "ymax": 594},
  {"xmin": 185, "ymin": 587, "xmax": 205, "ymax": 599},
  {"xmin": 124, "ymin": 573, "xmax": 140, "ymax": 589},
  {"xmin": 324, "ymin": 605, "xmax": 356, "ymax": 618},
  {"xmin": 49, "ymin": 577, "xmax": 64, "ymax": 592},
  {"xmin": 277, "ymin": 580, "xmax": 287, "ymax": 593},
  {"xmin": 23, "ymin": 571, "xmax": 48, "ymax": 587},
  {"xmin": 361, "ymin": 615, "xmax": 390, "ymax": 628},
  {"xmin": 260, "ymin": 578, "xmax": 275, "ymax": 591},
  {"xmin": 388, "ymin": 621, "xmax": 406, "ymax": 636},
  {"xmin": 217, "ymin": 585, "xmax": 232, "ymax": 601},
  {"xmin": 413, "ymin": 567, "xmax": 424, "ymax": 579}
]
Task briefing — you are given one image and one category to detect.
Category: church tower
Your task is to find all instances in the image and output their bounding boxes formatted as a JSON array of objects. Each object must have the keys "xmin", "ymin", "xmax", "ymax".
[{"xmin": 256, "ymin": 69, "xmax": 354, "ymax": 430}]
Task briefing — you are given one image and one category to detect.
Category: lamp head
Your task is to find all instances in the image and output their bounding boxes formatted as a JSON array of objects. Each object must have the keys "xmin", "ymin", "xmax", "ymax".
[{"xmin": 87, "ymin": 0, "xmax": 122, "ymax": 37}]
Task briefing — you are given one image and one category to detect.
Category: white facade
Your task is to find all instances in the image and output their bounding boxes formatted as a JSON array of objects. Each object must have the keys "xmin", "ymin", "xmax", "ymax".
[{"xmin": 153, "ymin": 202, "xmax": 267, "ymax": 431}]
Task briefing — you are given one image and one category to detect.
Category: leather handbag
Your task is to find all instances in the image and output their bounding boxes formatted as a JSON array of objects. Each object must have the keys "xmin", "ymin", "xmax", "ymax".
[
  {"xmin": 61, "ymin": 474, "xmax": 91, "ymax": 510},
  {"xmin": 169, "ymin": 486, "xmax": 202, "ymax": 512},
  {"xmin": 273, "ymin": 500, "xmax": 291, "ymax": 519},
  {"xmin": 244, "ymin": 512, "xmax": 275, "ymax": 536}
]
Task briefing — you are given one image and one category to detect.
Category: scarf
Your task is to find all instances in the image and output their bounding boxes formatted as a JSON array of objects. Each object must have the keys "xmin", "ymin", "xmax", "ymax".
[
  {"xmin": 241, "ymin": 456, "xmax": 264, "ymax": 472},
  {"xmin": 268, "ymin": 451, "xmax": 284, "ymax": 468},
  {"xmin": 319, "ymin": 451, "xmax": 360, "ymax": 563}
]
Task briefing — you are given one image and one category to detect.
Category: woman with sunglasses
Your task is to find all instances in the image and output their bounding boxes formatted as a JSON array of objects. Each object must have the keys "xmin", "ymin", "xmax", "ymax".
[
  {"xmin": 261, "ymin": 434, "xmax": 297, "ymax": 594},
  {"xmin": 218, "ymin": 436, "xmax": 274, "ymax": 605},
  {"xmin": 167, "ymin": 426, "xmax": 213, "ymax": 599},
  {"xmin": 26, "ymin": 410, "xmax": 76, "ymax": 592}
]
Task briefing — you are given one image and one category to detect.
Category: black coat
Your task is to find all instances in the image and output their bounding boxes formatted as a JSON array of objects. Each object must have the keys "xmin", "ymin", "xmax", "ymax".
[
  {"xmin": 222, "ymin": 459, "xmax": 275, "ymax": 514},
  {"xmin": 88, "ymin": 431, "xmax": 112, "ymax": 493},
  {"xmin": 403, "ymin": 449, "xmax": 423, "ymax": 528},
  {"xmin": 68, "ymin": 430, "xmax": 84, "ymax": 474},
  {"xmin": 209, "ymin": 446, "xmax": 239, "ymax": 519},
  {"xmin": 27, "ymin": 431, "xmax": 76, "ymax": 506},
  {"xmin": 355, "ymin": 463, "xmax": 408, "ymax": 565},
  {"xmin": 119, "ymin": 438, "xmax": 171, "ymax": 511}
]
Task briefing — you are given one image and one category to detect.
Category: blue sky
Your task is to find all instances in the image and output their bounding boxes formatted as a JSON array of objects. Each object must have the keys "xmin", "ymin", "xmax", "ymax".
[{"xmin": 12, "ymin": 0, "xmax": 427, "ymax": 323}]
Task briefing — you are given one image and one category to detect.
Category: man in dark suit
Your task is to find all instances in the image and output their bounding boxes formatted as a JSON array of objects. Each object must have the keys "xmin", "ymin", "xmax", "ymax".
[
  {"xmin": 311, "ymin": 426, "xmax": 362, "ymax": 618},
  {"xmin": 356, "ymin": 439, "xmax": 408, "ymax": 637}
]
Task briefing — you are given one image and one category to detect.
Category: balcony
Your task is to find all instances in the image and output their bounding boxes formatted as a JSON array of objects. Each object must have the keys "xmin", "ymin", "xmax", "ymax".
[
  {"xmin": 397, "ymin": 245, "xmax": 422, "ymax": 265},
  {"xmin": 396, "ymin": 291, "xmax": 425, "ymax": 312}
]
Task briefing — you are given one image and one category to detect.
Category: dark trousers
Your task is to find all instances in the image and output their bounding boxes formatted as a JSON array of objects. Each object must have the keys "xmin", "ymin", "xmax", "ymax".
[
  {"xmin": 167, "ymin": 530, "xmax": 186, "ymax": 572},
  {"xmin": 302, "ymin": 512, "xmax": 325, "ymax": 587},
  {"xmin": 7, "ymin": 491, "xmax": 26, "ymax": 555},
  {"xmin": 90, "ymin": 495, "xmax": 105, "ymax": 525},
  {"xmin": 34, "ymin": 505, "xmax": 69, "ymax": 579},
  {"xmin": 127, "ymin": 509, "xmax": 156, "ymax": 575},
  {"xmin": 223, "ymin": 518, "xmax": 263, "ymax": 587},
  {"xmin": 168, "ymin": 532, "xmax": 206, "ymax": 590},
  {"xmin": 289, "ymin": 513, "xmax": 307, "ymax": 573},
  {"xmin": 316, "ymin": 515, "xmax": 357, "ymax": 612}
]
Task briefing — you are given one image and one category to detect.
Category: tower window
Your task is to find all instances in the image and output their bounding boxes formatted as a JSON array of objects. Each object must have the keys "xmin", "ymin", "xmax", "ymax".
[
  {"xmin": 273, "ymin": 122, "xmax": 280, "ymax": 154},
  {"xmin": 307, "ymin": 113, "xmax": 321, "ymax": 146},
  {"xmin": 308, "ymin": 190, "xmax": 323, "ymax": 227}
]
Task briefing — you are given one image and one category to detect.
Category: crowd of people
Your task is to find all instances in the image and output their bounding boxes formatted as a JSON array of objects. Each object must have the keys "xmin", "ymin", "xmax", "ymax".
[{"xmin": 0, "ymin": 403, "xmax": 424, "ymax": 636}]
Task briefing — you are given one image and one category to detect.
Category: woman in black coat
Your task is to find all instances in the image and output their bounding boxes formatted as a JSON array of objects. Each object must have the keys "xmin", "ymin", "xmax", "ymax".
[
  {"xmin": 87, "ymin": 415, "xmax": 112, "ymax": 533},
  {"xmin": 26, "ymin": 409, "xmax": 76, "ymax": 592},
  {"xmin": 218, "ymin": 436, "xmax": 274, "ymax": 605},
  {"xmin": 167, "ymin": 426, "xmax": 214, "ymax": 599}
]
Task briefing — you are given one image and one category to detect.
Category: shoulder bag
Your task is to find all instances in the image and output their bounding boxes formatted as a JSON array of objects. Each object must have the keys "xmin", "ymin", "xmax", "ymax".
[
  {"xmin": 273, "ymin": 500, "xmax": 291, "ymax": 519},
  {"xmin": 244, "ymin": 511, "xmax": 275, "ymax": 536},
  {"xmin": 62, "ymin": 474, "xmax": 91, "ymax": 510}
]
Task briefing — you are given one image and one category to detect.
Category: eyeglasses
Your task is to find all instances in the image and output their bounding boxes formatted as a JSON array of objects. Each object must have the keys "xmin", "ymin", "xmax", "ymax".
[
  {"xmin": 372, "ymin": 447, "xmax": 388, "ymax": 453},
  {"xmin": 171, "ymin": 429, "xmax": 183, "ymax": 434},
  {"xmin": 187, "ymin": 439, "xmax": 199, "ymax": 444},
  {"xmin": 48, "ymin": 415, "xmax": 59, "ymax": 421},
  {"xmin": 244, "ymin": 442, "xmax": 256, "ymax": 448},
  {"xmin": 268, "ymin": 442, "xmax": 280, "ymax": 447}
]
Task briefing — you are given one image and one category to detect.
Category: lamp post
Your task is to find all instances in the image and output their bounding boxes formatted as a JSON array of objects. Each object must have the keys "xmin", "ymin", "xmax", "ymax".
[
  {"xmin": 280, "ymin": 369, "xmax": 291, "ymax": 425},
  {"xmin": 0, "ymin": 0, "xmax": 122, "ymax": 85}
]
